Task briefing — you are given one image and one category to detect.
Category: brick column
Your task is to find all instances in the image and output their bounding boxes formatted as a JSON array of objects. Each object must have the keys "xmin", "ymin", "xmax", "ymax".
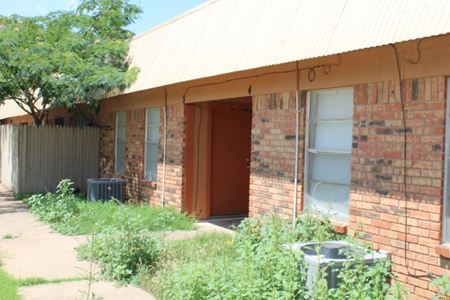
[{"xmin": 249, "ymin": 92, "xmax": 306, "ymax": 218}]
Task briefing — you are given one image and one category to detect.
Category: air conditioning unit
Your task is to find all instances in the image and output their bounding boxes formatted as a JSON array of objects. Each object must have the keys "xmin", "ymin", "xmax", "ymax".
[
  {"xmin": 87, "ymin": 178, "xmax": 126, "ymax": 203},
  {"xmin": 288, "ymin": 240, "xmax": 389, "ymax": 290}
]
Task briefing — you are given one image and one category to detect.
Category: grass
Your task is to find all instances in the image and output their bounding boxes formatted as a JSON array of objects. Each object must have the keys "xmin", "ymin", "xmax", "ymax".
[
  {"xmin": 24, "ymin": 190, "xmax": 195, "ymax": 236},
  {"xmin": 0, "ymin": 268, "xmax": 19, "ymax": 300},
  {"xmin": 1, "ymin": 233, "xmax": 16, "ymax": 240},
  {"xmin": 0, "ymin": 268, "xmax": 85, "ymax": 300},
  {"xmin": 58, "ymin": 201, "xmax": 195, "ymax": 235},
  {"xmin": 16, "ymin": 276, "xmax": 85, "ymax": 287},
  {"xmin": 136, "ymin": 232, "xmax": 235, "ymax": 298},
  {"xmin": 13, "ymin": 193, "xmax": 34, "ymax": 201}
]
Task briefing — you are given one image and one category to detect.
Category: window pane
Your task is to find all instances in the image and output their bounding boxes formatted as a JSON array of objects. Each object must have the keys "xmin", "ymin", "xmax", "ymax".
[
  {"xmin": 144, "ymin": 107, "xmax": 160, "ymax": 180},
  {"xmin": 117, "ymin": 126, "xmax": 126, "ymax": 143},
  {"xmin": 146, "ymin": 125, "xmax": 159, "ymax": 143},
  {"xmin": 306, "ymin": 88, "xmax": 353, "ymax": 220},
  {"xmin": 147, "ymin": 108, "xmax": 160, "ymax": 125},
  {"xmin": 309, "ymin": 153, "xmax": 351, "ymax": 186},
  {"xmin": 116, "ymin": 142, "xmax": 126, "ymax": 173},
  {"xmin": 310, "ymin": 122, "xmax": 353, "ymax": 151},
  {"xmin": 145, "ymin": 143, "xmax": 159, "ymax": 180},
  {"xmin": 117, "ymin": 111, "xmax": 127, "ymax": 125},
  {"xmin": 307, "ymin": 181, "xmax": 350, "ymax": 219},
  {"xmin": 150, "ymin": 159, "xmax": 158, "ymax": 181},
  {"xmin": 310, "ymin": 89, "xmax": 353, "ymax": 120},
  {"xmin": 149, "ymin": 143, "xmax": 159, "ymax": 163}
]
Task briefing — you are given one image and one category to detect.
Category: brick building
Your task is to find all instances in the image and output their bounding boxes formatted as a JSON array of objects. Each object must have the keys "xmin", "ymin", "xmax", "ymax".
[{"xmin": 97, "ymin": 0, "xmax": 450, "ymax": 297}]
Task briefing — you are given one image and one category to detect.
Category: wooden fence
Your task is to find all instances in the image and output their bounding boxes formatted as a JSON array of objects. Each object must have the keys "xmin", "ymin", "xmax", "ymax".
[{"xmin": 0, "ymin": 125, "xmax": 99, "ymax": 193}]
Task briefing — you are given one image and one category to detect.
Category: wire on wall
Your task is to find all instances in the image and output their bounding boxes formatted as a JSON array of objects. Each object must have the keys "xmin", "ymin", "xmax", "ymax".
[
  {"xmin": 390, "ymin": 43, "xmax": 434, "ymax": 280},
  {"xmin": 182, "ymin": 56, "xmax": 341, "ymax": 103},
  {"xmin": 407, "ymin": 38, "xmax": 424, "ymax": 65}
]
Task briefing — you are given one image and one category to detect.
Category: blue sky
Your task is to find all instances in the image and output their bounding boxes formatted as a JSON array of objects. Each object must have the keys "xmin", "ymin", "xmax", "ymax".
[{"xmin": 1, "ymin": 0, "xmax": 207, "ymax": 34}]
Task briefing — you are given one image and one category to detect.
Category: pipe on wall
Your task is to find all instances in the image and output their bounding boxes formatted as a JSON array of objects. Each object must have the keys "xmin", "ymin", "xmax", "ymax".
[
  {"xmin": 293, "ymin": 61, "xmax": 300, "ymax": 224},
  {"xmin": 161, "ymin": 87, "xmax": 168, "ymax": 206}
]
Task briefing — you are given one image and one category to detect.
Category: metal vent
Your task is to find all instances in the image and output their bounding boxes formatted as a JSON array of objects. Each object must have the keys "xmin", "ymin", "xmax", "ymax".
[
  {"xmin": 288, "ymin": 240, "xmax": 389, "ymax": 290},
  {"xmin": 87, "ymin": 178, "xmax": 126, "ymax": 202}
]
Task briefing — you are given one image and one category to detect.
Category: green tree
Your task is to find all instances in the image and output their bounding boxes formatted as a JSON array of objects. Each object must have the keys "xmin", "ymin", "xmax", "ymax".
[{"xmin": 0, "ymin": 0, "xmax": 141, "ymax": 125}]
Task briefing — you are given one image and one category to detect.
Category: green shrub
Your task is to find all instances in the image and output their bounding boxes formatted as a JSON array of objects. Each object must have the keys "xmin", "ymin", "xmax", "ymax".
[
  {"xmin": 149, "ymin": 215, "xmax": 395, "ymax": 300},
  {"xmin": 294, "ymin": 212, "xmax": 343, "ymax": 242},
  {"xmin": 137, "ymin": 233, "xmax": 235, "ymax": 298},
  {"xmin": 77, "ymin": 227, "xmax": 160, "ymax": 283},
  {"xmin": 24, "ymin": 179, "xmax": 194, "ymax": 235},
  {"xmin": 386, "ymin": 280, "xmax": 410, "ymax": 300},
  {"xmin": 326, "ymin": 246, "xmax": 392, "ymax": 299},
  {"xmin": 432, "ymin": 273, "xmax": 450, "ymax": 300},
  {"xmin": 25, "ymin": 179, "xmax": 80, "ymax": 224},
  {"xmin": 161, "ymin": 215, "xmax": 309, "ymax": 300},
  {"xmin": 59, "ymin": 201, "xmax": 194, "ymax": 235}
]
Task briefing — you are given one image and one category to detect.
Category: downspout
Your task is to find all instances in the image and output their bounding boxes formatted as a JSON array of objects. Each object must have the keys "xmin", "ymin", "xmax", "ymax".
[
  {"xmin": 293, "ymin": 61, "xmax": 300, "ymax": 225},
  {"xmin": 162, "ymin": 87, "xmax": 168, "ymax": 206}
]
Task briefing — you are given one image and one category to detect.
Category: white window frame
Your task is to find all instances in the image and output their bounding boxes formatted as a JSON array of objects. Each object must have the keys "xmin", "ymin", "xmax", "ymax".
[
  {"xmin": 115, "ymin": 111, "xmax": 127, "ymax": 174},
  {"xmin": 303, "ymin": 87, "xmax": 354, "ymax": 221},
  {"xmin": 443, "ymin": 78, "xmax": 450, "ymax": 243},
  {"xmin": 144, "ymin": 108, "xmax": 160, "ymax": 181}
]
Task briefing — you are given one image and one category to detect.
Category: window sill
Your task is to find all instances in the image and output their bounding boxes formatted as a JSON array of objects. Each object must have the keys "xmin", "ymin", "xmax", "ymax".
[
  {"xmin": 436, "ymin": 244, "xmax": 450, "ymax": 258},
  {"xmin": 331, "ymin": 221, "xmax": 348, "ymax": 234},
  {"xmin": 142, "ymin": 180, "xmax": 157, "ymax": 188}
]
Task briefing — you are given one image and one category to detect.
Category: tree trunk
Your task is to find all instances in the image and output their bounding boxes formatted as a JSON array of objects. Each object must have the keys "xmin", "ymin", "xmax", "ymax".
[{"xmin": 32, "ymin": 114, "xmax": 45, "ymax": 126}]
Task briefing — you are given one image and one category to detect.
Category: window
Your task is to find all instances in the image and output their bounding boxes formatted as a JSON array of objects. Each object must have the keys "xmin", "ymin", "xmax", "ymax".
[
  {"xmin": 145, "ymin": 108, "xmax": 160, "ymax": 181},
  {"xmin": 444, "ymin": 78, "xmax": 450, "ymax": 243},
  {"xmin": 304, "ymin": 88, "xmax": 354, "ymax": 220},
  {"xmin": 115, "ymin": 112, "xmax": 127, "ymax": 174}
]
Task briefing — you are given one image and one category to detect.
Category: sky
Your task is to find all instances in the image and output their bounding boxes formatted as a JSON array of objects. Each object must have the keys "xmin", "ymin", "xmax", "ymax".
[{"xmin": 1, "ymin": 0, "xmax": 207, "ymax": 34}]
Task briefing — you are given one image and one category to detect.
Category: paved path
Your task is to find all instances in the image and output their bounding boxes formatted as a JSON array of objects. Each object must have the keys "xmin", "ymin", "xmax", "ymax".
[
  {"xmin": 0, "ymin": 183, "xmax": 234, "ymax": 300},
  {"xmin": 0, "ymin": 184, "xmax": 154, "ymax": 300}
]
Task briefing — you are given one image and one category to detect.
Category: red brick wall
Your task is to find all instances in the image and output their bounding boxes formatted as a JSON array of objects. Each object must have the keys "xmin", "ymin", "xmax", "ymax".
[
  {"xmin": 99, "ymin": 77, "xmax": 449, "ymax": 297},
  {"xmin": 99, "ymin": 112, "xmax": 115, "ymax": 177},
  {"xmin": 350, "ymin": 76, "xmax": 448, "ymax": 299},
  {"xmin": 249, "ymin": 92, "xmax": 305, "ymax": 219},
  {"xmin": 157, "ymin": 104, "xmax": 185, "ymax": 209},
  {"xmin": 98, "ymin": 104, "xmax": 185, "ymax": 209}
]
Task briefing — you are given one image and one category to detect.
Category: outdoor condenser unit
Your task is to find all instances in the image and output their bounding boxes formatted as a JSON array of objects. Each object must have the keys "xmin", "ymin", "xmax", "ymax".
[
  {"xmin": 87, "ymin": 178, "xmax": 126, "ymax": 202},
  {"xmin": 288, "ymin": 240, "xmax": 389, "ymax": 290}
]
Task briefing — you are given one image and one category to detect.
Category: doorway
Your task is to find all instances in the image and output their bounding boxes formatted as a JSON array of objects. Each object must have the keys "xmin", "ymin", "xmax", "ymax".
[
  {"xmin": 184, "ymin": 97, "xmax": 252, "ymax": 219},
  {"xmin": 209, "ymin": 99, "xmax": 252, "ymax": 217}
]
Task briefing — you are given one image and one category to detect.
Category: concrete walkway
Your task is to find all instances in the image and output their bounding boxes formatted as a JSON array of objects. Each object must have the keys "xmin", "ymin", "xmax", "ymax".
[
  {"xmin": 0, "ymin": 184, "xmax": 154, "ymax": 300},
  {"xmin": 0, "ymin": 183, "xmax": 234, "ymax": 300}
]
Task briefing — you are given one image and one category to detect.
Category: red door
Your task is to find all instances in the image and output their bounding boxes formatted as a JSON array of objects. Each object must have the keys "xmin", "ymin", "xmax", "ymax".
[{"xmin": 210, "ymin": 103, "xmax": 252, "ymax": 216}]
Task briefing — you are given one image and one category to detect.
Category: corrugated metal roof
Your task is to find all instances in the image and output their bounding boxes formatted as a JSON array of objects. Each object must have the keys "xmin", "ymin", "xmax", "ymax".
[{"xmin": 126, "ymin": 0, "xmax": 450, "ymax": 94}]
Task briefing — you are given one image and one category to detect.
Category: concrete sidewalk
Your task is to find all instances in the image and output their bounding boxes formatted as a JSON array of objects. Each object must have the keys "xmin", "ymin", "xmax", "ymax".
[{"xmin": 0, "ymin": 184, "xmax": 154, "ymax": 300}]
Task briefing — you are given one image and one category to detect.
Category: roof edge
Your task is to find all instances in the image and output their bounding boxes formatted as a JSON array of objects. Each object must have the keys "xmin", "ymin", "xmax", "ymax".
[{"xmin": 132, "ymin": 0, "xmax": 221, "ymax": 41}]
